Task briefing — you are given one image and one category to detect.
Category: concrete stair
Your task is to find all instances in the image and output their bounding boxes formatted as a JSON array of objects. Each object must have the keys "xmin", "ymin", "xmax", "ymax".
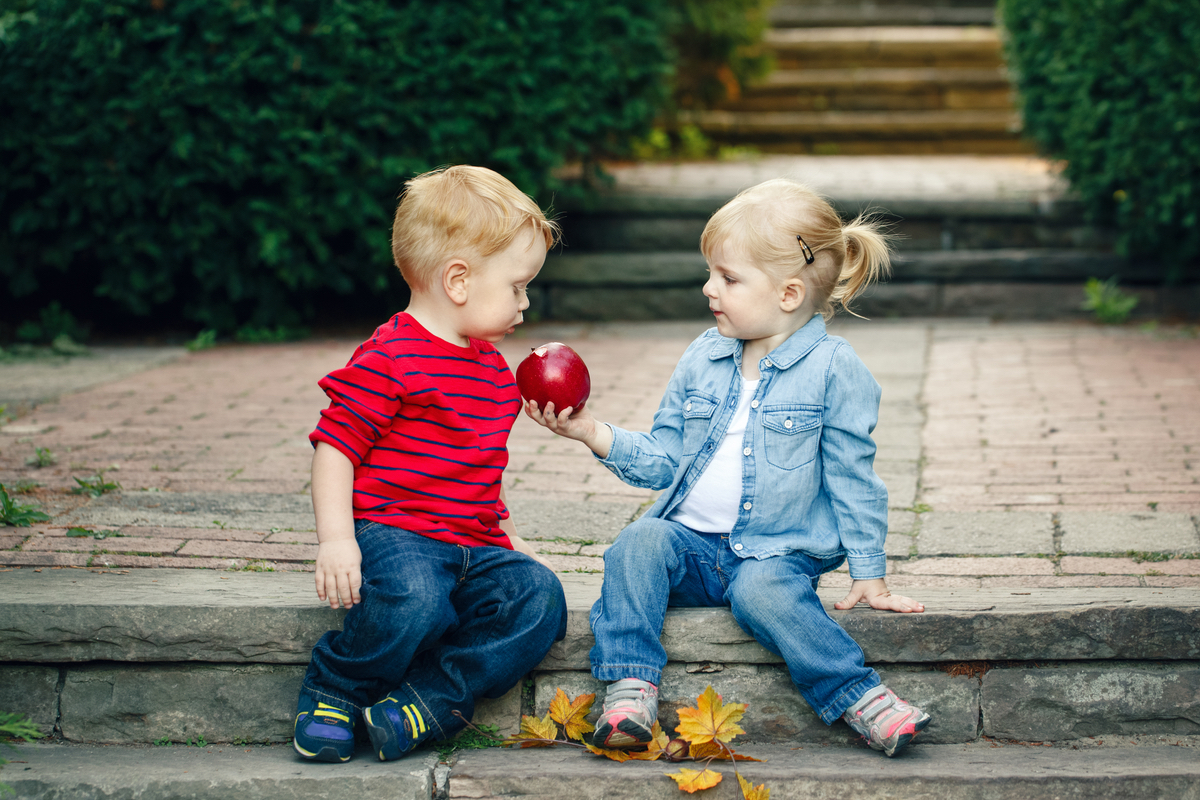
[
  {"xmin": 685, "ymin": 1, "xmax": 1032, "ymax": 155},
  {"xmin": 3, "ymin": 569, "xmax": 1199, "ymax": 798}
]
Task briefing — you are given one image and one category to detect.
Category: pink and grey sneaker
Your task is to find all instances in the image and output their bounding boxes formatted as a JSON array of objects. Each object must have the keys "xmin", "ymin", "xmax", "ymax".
[
  {"xmin": 593, "ymin": 678, "xmax": 659, "ymax": 749},
  {"xmin": 842, "ymin": 686, "xmax": 931, "ymax": 757}
]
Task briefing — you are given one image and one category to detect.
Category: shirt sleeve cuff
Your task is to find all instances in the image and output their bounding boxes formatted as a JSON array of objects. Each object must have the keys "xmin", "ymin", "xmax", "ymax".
[
  {"xmin": 594, "ymin": 424, "xmax": 634, "ymax": 475},
  {"xmin": 846, "ymin": 553, "xmax": 887, "ymax": 581},
  {"xmin": 309, "ymin": 428, "xmax": 364, "ymax": 468}
]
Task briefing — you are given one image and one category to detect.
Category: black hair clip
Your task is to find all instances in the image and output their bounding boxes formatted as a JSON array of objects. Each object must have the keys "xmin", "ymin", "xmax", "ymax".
[{"xmin": 796, "ymin": 234, "xmax": 815, "ymax": 265}]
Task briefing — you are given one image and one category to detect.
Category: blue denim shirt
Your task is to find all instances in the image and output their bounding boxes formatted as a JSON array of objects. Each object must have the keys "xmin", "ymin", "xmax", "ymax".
[{"xmin": 597, "ymin": 315, "xmax": 888, "ymax": 579}]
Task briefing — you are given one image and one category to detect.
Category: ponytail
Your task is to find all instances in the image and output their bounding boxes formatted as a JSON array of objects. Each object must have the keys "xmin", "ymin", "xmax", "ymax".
[{"xmin": 830, "ymin": 215, "xmax": 892, "ymax": 318}]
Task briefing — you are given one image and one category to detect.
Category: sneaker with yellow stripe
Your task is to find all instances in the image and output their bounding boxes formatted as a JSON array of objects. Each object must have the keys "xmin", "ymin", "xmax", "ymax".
[
  {"xmin": 363, "ymin": 694, "xmax": 432, "ymax": 761},
  {"xmin": 293, "ymin": 696, "xmax": 356, "ymax": 762}
]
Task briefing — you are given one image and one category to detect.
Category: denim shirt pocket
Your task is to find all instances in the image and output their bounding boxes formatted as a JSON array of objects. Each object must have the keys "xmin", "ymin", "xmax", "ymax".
[
  {"xmin": 680, "ymin": 391, "xmax": 719, "ymax": 456},
  {"xmin": 761, "ymin": 404, "xmax": 822, "ymax": 470}
]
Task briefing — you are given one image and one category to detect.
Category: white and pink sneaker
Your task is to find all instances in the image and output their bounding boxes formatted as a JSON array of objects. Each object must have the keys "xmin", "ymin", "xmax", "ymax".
[
  {"xmin": 593, "ymin": 678, "xmax": 659, "ymax": 749},
  {"xmin": 842, "ymin": 686, "xmax": 931, "ymax": 757}
]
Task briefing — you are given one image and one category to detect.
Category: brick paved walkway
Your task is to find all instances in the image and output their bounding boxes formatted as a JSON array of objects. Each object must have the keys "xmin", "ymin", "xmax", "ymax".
[{"xmin": 2, "ymin": 319, "xmax": 1197, "ymax": 588}]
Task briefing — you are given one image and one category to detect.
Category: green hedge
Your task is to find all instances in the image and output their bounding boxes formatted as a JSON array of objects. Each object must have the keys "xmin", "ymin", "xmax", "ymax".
[
  {"xmin": 1001, "ymin": 0, "xmax": 1200, "ymax": 283},
  {"xmin": 0, "ymin": 0, "xmax": 670, "ymax": 334}
]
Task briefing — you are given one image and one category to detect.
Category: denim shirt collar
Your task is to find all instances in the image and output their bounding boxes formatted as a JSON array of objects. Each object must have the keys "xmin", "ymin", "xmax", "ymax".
[{"xmin": 707, "ymin": 314, "xmax": 829, "ymax": 369}]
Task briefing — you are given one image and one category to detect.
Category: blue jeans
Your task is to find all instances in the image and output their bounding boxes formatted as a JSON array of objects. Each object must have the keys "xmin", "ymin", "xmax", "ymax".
[
  {"xmin": 302, "ymin": 521, "xmax": 567, "ymax": 740},
  {"xmin": 590, "ymin": 517, "xmax": 880, "ymax": 724}
]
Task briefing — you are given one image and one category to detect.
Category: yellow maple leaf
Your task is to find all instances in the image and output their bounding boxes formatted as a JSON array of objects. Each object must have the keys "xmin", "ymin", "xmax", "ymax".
[
  {"xmin": 675, "ymin": 685, "xmax": 747, "ymax": 745},
  {"xmin": 737, "ymin": 773, "xmax": 770, "ymax": 800},
  {"xmin": 585, "ymin": 742, "xmax": 634, "ymax": 762},
  {"xmin": 665, "ymin": 767, "xmax": 723, "ymax": 793},
  {"xmin": 504, "ymin": 713, "xmax": 558, "ymax": 748},
  {"xmin": 688, "ymin": 741, "xmax": 763, "ymax": 762},
  {"xmin": 627, "ymin": 721, "xmax": 670, "ymax": 761},
  {"xmin": 548, "ymin": 688, "xmax": 596, "ymax": 742}
]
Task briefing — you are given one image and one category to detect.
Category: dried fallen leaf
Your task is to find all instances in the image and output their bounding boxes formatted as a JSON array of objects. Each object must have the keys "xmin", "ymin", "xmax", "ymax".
[
  {"xmin": 549, "ymin": 689, "xmax": 596, "ymax": 742},
  {"xmin": 665, "ymin": 767, "xmax": 723, "ymax": 793},
  {"xmin": 586, "ymin": 743, "xmax": 635, "ymax": 762},
  {"xmin": 628, "ymin": 721, "xmax": 671, "ymax": 761},
  {"xmin": 505, "ymin": 713, "xmax": 558, "ymax": 748},
  {"xmin": 688, "ymin": 741, "xmax": 763, "ymax": 762},
  {"xmin": 675, "ymin": 685, "xmax": 747, "ymax": 745},
  {"xmin": 737, "ymin": 773, "xmax": 770, "ymax": 800}
]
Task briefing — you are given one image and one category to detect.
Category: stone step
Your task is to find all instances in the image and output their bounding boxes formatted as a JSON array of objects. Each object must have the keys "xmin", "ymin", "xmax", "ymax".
[
  {"xmin": 771, "ymin": 4, "xmax": 998, "ymax": 28},
  {"xmin": 9, "ymin": 740, "xmax": 1200, "ymax": 800},
  {"xmin": 682, "ymin": 109, "xmax": 1022, "ymax": 141},
  {"xmin": 2, "ymin": 570, "xmax": 1198, "ymax": 747},
  {"xmin": 728, "ymin": 67, "xmax": 1013, "ymax": 114},
  {"xmin": 764, "ymin": 26, "xmax": 1004, "ymax": 70}
]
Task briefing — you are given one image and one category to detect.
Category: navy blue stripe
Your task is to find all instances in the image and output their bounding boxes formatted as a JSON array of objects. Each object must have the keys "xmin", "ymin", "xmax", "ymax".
[
  {"xmin": 350, "ymin": 362, "xmax": 404, "ymax": 387},
  {"xmin": 314, "ymin": 426, "xmax": 360, "ymax": 459},
  {"xmin": 405, "ymin": 372, "xmax": 517, "ymax": 389},
  {"xmin": 325, "ymin": 374, "xmax": 395, "ymax": 402},
  {"xmin": 396, "ymin": 414, "xmax": 511, "ymax": 438},
  {"xmin": 366, "ymin": 479, "xmax": 500, "ymax": 506},
  {"xmin": 365, "ymin": 464, "xmax": 500, "ymax": 489},
  {"xmin": 406, "ymin": 402, "xmax": 516, "ymax": 422},
  {"xmin": 354, "ymin": 492, "xmax": 486, "ymax": 521},
  {"xmin": 384, "ymin": 434, "xmax": 507, "ymax": 454},
  {"xmin": 370, "ymin": 448, "xmax": 503, "ymax": 470},
  {"xmin": 332, "ymin": 402, "xmax": 383, "ymax": 439},
  {"xmin": 440, "ymin": 391, "xmax": 519, "ymax": 406},
  {"xmin": 394, "ymin": 353, "xmax": 510, "ymax": 372}
]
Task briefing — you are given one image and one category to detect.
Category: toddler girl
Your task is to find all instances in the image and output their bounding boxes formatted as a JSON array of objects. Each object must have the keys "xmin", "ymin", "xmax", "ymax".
[{"xmin": 526, "ymin": 178, "xmax": 930, "ymax": 757}]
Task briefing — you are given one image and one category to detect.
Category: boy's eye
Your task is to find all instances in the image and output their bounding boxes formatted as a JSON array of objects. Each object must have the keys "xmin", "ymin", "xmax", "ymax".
[{"xmin": 723, "ymin": 275, "xmax": 736, "ymax": 284}]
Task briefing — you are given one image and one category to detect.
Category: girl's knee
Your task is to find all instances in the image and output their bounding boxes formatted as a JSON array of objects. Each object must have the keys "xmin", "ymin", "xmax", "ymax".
[{"xmin": 606, "ymin": 518, "xmax": 677, "ymax": 562}]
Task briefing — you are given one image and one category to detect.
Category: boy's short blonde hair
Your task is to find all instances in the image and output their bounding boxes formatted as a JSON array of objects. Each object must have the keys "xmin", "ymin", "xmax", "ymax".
[
  {"xmin": 700, "ymin": 178, "xmax": 891, "ymax": 319},
  {"xmin": 392, "ymin": 166, "xmax": 560, "ymax": 291}
]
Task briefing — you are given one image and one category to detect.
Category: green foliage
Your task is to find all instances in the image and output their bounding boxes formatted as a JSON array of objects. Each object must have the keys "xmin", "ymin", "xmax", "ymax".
[
  {"xmin": 0, "ymin": 483, "xmax": 50, "ymax": 527},
  {"xmin": 234, "ymin": 324, "xmax": 310, "ymax": 344},
  {"xmin": 66, "ymin": 527, "xmax": 124, "ymax": 540},
  {"xmin": 186, "ymin": 329, "xmax": 217, "ymax": 352},
  {"xmin": 667, "ymin": 0, "xmax": 774, "ymax": 109},
  {"xmin": 1001, "ymin": 0, "xmax": 1200, "ymax": 282},
  {"xmin": 70, "ymin": 473, "xmax": 122, "ymax": 498},
  {"xmin": 434, "ymin": 723, "xmax": 505, "ymax": 760},
  {"xmin": 24, "ymin": 447, "xmax": 55, "ymax": 468},
  {"xmin": 1, "ymin": 711, "xmax": 43, "ymax": 795},
  {"xmin": 0, "ymin": 0, "xmax": 671, "ymax": 333},
  {"xmin": 1081, "ymin": 277, "xmax": 1139, "ymax": 324},
  {"xmin": 15, "ymin": 302, "xmax": 88, "ymax": 344}
]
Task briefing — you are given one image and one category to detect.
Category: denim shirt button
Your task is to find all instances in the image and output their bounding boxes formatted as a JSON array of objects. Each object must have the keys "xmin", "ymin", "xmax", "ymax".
[
  {"xmin": 743, "ymin": 447, "xmax": 751, "ymax": 456},
  {"xmin": 685, "ymin": 403, "xmax": 692, "ymax": 412},
  {"xmin": 750, "ymin": 400, "xmax": 759, "ymax": 409},
  {"xmin": 742, "ymin": 501, "xmax": 752, "ymax": 510},
  {"xmin": 763, "ymin": 359, "xmax": 772, "ymax": 368},
  {"xmin": 785, "ymin": 418, "xmax": 793, "ymax": 428},
  {"xmin": 733, "ymin": 543, "xmax": 744, "ymax": 551}
]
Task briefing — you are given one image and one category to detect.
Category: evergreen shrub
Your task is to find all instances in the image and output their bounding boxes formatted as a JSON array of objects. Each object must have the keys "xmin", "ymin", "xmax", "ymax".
[
  {"xmin": 0, "ymin": 0, "xmax": 669, "ymax": 333},
  {"xmin": 1001, "ymin": 0, "xmax": 1200, "ymax": 282}
]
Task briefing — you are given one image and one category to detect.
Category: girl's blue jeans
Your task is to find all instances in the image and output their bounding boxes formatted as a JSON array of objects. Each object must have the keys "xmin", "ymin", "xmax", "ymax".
[
  {"xmin": 590, "ymin": 517, "xmax": 880, "ymax": 724},
  {"xmin": 302, "ymin": 521, "xmax": 567, "ymax": 740}
]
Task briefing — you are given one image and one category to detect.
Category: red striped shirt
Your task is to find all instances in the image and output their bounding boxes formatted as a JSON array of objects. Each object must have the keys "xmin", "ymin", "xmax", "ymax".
[{"xmin": 309, "ymin": 313, "xmax": 519, "ymax": 548}]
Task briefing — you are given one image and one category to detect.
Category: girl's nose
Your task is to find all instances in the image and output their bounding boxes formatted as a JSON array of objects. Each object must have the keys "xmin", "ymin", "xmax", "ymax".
[{"xmin": 702, "ymin": 275, "xmax": 718, "ymax": 299}]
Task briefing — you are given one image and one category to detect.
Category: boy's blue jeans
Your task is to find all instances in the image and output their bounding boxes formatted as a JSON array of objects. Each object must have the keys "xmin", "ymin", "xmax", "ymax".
[
  {"xmin": 302, "ymin": 521, "xmax": 567, "ymax": 740},
  {"xmin": 590, "ymin": 517, "xmax": 880, "ymax": 725}
]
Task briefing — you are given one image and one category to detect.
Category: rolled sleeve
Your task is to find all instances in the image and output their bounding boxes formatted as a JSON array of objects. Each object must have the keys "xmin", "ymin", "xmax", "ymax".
[{"xmin": 308, "ymin": 349, "xmax": 403, "ymax": 467}]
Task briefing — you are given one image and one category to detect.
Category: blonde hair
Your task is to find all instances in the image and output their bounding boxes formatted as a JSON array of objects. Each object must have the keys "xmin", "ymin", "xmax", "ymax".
[
  {"xmin": 700, "ymin": 178, "xmax": 891, "ymax": 319},
  {"xmin": 392, "ymin": 165, "xmax": 560, "ymax": 291}
]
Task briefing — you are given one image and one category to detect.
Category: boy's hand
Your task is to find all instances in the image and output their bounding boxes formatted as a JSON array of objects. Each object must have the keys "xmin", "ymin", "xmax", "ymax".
[
  {"xmin": 523, "ymin": 399, "xmax": 612, "ymax": 458},
  {"xmin": 315, "ymin": 538, "xmax": 362, "ymax": 609},
  {"xmin": 834, "ymin": 578, "xmax": 924, "ymax": 613}
]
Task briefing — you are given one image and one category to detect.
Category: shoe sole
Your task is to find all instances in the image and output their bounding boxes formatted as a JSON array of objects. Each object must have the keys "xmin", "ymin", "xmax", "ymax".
[
  {"xmin": 882, "ymin": 715, "xmax": 931, "ymax": 757},
  {"xmin": 594, "ymin": 717, "xmax": 653, "ymax": 749},
  {"xmin": 293, "ymin": 739, "xmax": 352, "ymax": 763},
  {"xmin": 364, "ymin": 707, "xmax": 405, "ymax": 762}
]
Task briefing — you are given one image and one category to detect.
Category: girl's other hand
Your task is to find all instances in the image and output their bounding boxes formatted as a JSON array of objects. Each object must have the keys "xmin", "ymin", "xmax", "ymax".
[{"xmin": 835, "ymin": 578, "xmax": 924, "ymax": 613}]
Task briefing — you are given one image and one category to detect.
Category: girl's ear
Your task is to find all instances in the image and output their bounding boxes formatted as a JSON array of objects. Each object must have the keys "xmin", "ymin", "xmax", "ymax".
[
  {"xmin": 780, "ymin": 277, "xmax": 807, "ymax": 312},
  {"xmin": 442, "ymin": 259, "xmax": 470, "ymax": 306}
]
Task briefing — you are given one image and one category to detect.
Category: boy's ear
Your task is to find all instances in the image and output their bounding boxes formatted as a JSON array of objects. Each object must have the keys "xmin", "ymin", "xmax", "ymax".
[
  {"xmin": 779, "ymin": 277, "xmax": 807, "ymax": 312},
  {"xmin": 442, "ymin": 259, "xmax": 470, "ymax": 306}
]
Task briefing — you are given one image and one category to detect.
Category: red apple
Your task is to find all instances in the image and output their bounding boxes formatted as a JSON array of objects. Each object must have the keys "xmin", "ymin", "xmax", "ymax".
[{"xmin": 516, "ymin": 342, "xmax": 591, "ymax": 412}]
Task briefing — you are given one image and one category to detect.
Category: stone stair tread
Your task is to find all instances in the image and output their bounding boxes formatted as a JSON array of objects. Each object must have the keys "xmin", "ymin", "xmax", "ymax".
[
  {"xmin": 450, "ymin": 743, "xmax": 1200, "ymax": 800},
  {"xmin": 771, "ymin": 5, "xmax": 998, "ymax": 27},
  {"xmin": 757, "ymin": 66, "xmax": 1010, "ymax": 91},
  {"xmin": 11, "ymin": 740, "xmax": 1200, "ymax": 800},
  {"xmin": 7, "ymin": 742, "xmax": 439, "ymax": 800},
  {"xmin": 766, "ymin": 25, "xmax": 1000, "ymax": 45},
  {"xmin": 687, "ymin": 108, "xmax": 1021, "ymax": 136},
  {"xmin": 3, "ymin": 570, "xmax": 1198, "ymax": 666}
]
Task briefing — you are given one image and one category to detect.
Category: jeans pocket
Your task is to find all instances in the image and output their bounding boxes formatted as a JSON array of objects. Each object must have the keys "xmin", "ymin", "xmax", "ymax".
[{"xmin": 761, "ymin": 405, "xmax": 821, "ymax": 470}]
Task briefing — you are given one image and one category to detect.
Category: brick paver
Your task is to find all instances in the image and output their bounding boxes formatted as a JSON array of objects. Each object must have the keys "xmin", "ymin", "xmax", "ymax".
[{"xmin": 2, "ymin": 319, "xmax": 1198, "ymax": 586}]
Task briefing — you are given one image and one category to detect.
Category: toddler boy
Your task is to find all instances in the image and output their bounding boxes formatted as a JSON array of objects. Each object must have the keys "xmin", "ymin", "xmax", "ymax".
[{"xmin": 294, "ymin": 165, "xmax": 567, "ymax": 763}]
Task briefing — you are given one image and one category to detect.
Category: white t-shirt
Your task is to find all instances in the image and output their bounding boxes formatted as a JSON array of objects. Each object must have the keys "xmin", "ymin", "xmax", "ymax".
[{"xmin": 669, "ymin": 377, "xmax": 759, "ymax": 533}]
